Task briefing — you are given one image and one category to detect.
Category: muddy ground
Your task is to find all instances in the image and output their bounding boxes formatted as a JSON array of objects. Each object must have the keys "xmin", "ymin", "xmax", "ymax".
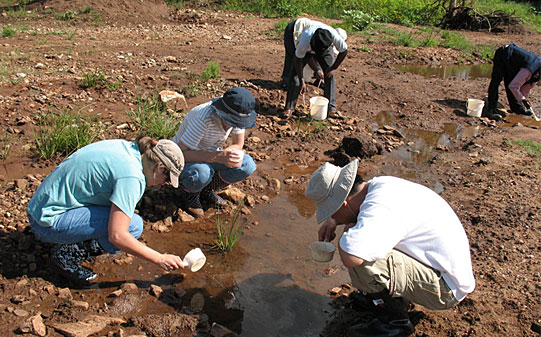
[{"xmin": 0, "ymin": 1, "xmax": 540, "ymax": 336}]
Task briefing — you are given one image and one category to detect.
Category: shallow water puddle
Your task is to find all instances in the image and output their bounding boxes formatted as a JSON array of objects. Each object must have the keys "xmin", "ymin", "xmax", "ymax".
[{"xmin": 395, "ymin": 63, "xmax": 492, "ymax": 80}]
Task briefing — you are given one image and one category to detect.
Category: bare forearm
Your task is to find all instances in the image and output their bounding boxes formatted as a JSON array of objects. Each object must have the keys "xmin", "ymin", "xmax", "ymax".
[{"xmin": 110, "ymin": 232, "xmax": 161, "ymax": 264}]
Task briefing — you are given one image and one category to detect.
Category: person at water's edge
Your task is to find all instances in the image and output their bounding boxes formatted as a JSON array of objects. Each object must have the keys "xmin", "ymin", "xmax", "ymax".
[
  {"xmin": 281, "ymin": 18, "xmax": 348, "ymax": 118},
  {"xmin": 485, "ymin": 43, "xmax": 540, "ymax": 121},
  {"xmin": 27, "ymin": 136, "xmax": 186, "ymax": 284},
  {"xmin": 172, "ymin": 87, "xmax": 257, "ymax": 218},
  {"xmin": 305, "ymin": 160, "xmax": 475, "ymax": 337}
]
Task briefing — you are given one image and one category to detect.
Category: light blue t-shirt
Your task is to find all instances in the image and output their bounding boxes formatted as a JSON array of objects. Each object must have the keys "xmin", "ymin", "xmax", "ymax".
[{"xmin": 27, "ymin": 139, "xmax": 146, "ymax": 227}]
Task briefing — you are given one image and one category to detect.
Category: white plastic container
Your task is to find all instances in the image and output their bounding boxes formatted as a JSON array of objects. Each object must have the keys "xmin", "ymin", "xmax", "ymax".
[
  {"xmin": 310, "ymin": 241, "xmax": 336, "ymax": 262},
  {"xmin": 309, "ymin": 96, "xmax": 329, "ymax": 120},
  {"xmin": 466, "ymin": 98, "xmax": 484, "ymax": 117},
  {"xmin": 181, "ymin": 248, "xmax": 206, "ymax": 272}
]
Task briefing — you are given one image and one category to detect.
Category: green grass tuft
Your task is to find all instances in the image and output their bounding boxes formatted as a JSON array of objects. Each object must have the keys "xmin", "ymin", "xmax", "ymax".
[
  {"xmin": 126, "ymin": 94, "xmax": 181, "ymax": 139},
  {"xmin": 214, "ymin": 201, "xmax": 247, "ymax": 252},
  {"xmin": 34, "ymin": 109, "xmax": 98, "ymax": 159}
]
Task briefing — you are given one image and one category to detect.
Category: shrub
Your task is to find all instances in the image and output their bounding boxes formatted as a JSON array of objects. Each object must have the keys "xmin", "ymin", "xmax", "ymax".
[{"xmin": 342, "ymin": 10, "xmax": 377, "ymax": 31}]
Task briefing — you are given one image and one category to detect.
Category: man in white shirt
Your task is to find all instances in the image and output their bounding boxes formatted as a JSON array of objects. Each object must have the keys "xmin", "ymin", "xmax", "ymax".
[
  {"xmin": 281, "ymin": 18, "xmax": 348, "ymax": 118},
  {"xmin": 172, "ymin": 87, "xmax": 257, "ymax": 217},
  {"xmin": 305, "ymin": 160, "xmax": 475, "ymax": 337}
]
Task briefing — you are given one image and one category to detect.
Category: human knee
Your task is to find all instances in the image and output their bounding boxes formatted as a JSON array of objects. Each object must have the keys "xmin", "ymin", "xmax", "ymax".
[
  {"xmin": 241, "ymin": 155, "xmax": 257, "ymax": 176},
  {"xmin": 129, "ymin": 214, "xmax": 144, "ymax": 239},
  {"xmin": 181, "ymin": 163, "xmax": 213, "ymax": 191}
]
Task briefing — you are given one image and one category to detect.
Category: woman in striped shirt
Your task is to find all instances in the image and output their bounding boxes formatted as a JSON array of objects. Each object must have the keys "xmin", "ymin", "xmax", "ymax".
[{"xmin": 172, "ymin": 87, "xmax": 257, "ymax": 217}]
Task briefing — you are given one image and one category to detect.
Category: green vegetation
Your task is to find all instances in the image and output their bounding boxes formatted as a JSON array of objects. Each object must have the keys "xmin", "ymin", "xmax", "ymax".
[
  {"xmin": 506, "ymin": 139, "xmax": 541, "ymax": 156},
  {"xmin": 2, "ymin": 26, "xmax": 16, "ymax": 37},
  {"xmin": 0, "ymin": 135, "xmax": 11, "ymax": 160},
  {"xmin": 126, "ymin": 94, "xmax": 181, "ymax": 139},
  {"xmin": 200, "ymin": 61, "xmax": 221, "ymax": 81},
  {"xmin": 34, "ymin": 109, "xmax": 98, "ymax": 159},
  {"xmin": 214, "ymin": 202, "xmax": 247, "ymax": 252},
  {"xmin": 79, "ymin": 69, "xmax": 123, "ymax": 90},
  {"xmin": 476, "ymin": 0, "xmax": 541, "ymax": 32}
]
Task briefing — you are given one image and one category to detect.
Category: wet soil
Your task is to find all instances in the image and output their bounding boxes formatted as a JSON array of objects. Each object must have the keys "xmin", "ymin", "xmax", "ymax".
[{"xmin": 0, "ymin": 1, "xmax": 540, "ymax": 336}]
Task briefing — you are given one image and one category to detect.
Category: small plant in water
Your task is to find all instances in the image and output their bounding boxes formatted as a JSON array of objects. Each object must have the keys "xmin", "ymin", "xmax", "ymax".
[{"xmin": 214, "ymin": 202, "xmax": 247, "ymax": 252}]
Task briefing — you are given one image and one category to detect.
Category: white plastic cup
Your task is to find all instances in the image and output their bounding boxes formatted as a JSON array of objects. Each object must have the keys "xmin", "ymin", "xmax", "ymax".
[
  {"xmin": 229, "ymin": 149, "xmax": 244, "ymax": 168},
  {"xmin": 466, "ymin": 99, "xmax": 484, "ymax": 117},
  {"xmin": 181, "ymin": 248, "xmax": 206, "ymax": 272},
  {"xmin": 309, "ymin": 241, "xmax": 336, "ymax": 262},
  {"xmin": 310, "ymin": 96, "xmax": 329, "ymax": 120}
]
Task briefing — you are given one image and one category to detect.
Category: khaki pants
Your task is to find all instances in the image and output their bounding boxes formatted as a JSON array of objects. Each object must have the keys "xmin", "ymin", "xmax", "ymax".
[{"xmin": 348, "ymin": 249, "xmax": 459, "ymax": 310}]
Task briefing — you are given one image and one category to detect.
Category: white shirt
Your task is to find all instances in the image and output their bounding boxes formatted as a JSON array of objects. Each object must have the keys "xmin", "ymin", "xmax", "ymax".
[
  {"xmin": 295, "ymin": 21, "xmax": 347, "ymax": 58},
  {"xmin": 172, "ymin": 101, "xmax": 244, "ymax": 152},
  {"xmin": 340, "ymin": 176, "xmax": 475, "ymax": 301}
]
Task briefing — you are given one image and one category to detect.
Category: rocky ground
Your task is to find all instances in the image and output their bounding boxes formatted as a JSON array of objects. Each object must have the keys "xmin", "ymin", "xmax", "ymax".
[{"xmin": 0, "ymin": 1, "xmax": 540, "ymax": 336}]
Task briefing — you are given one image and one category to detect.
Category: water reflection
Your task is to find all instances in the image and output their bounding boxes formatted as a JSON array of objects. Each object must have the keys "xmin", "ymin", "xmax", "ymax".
[{"xmin": 395, "ymin": 63, "xmax": 493, "ymax": 80}]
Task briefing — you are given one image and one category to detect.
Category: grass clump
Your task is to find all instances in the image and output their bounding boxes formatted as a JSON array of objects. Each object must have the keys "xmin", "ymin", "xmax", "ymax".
[
  {"xmin": 506, "ymin": 139, "xmax": 541, "ymax": 156},
  {"xmin": 214, "ymin": 202, "xmax": 247, "ymax": 252},
  {"xmin": 126, "ymin": 94, "xmax": 181, "ymax": 139},
  {"xmin": 34, "ymin": 109, "xmax": 98, "ymax": 159},
  {"xmin": 200, "ymin": 61, "xmax": 220, "ymax": 81},
  {"xmin": 2, "ymin": 26, "xmax": 16, "ymax": 37},
  {"xmin": 0, "ymin": 134, "xmax": 12, "ymax": 160},
  {"xmin": 79, "ymin": 69, "xmax": 123, "ymax": 90}
]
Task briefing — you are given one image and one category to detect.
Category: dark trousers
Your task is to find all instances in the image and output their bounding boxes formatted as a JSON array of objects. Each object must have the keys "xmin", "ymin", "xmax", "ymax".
[
  {"xmin": 282, "ymin": 20, "xmax": 337, "ymax": 111},
  {"xmin": 487, "ymin": 46, "xmax": 524, "ymax": 113}
]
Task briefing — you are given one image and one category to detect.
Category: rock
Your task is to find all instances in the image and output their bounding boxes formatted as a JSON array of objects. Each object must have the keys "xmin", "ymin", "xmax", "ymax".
[
  {"xmin": 13, "ymin": 309, "xmax": 29, "ymax": 317},
  {"xmin": 245, "ymin": 195, "xmax": 255, "ymax": 207},
  {"xmin": 267, "ymin": 178, "xmax": 281, "ymax": 192},
  {"xmin": 15, "ymin": 179, "xmax": 28, "ymax": 190},
  {"xmin": 211, "ymin": 322, "xmax": 238, "ymax": 337},
  {"xmin": 71, "ymin": 300, "xmax": 90, "ymax": 310},
  {"xmin": 50, "ymin": 315, "xmax": 125, "ymax": 337},
  {"xmin": 35, "ymin": 63, "xmax": 47, "ymax": 69},
  {"xmin": 11, "ymin": 295, "xmax": 26, "ymax": 304},
  {"xmin": 222, "ymin": 187, "xmax": 245, "ymax": 203},
  {"xmin": 221, "ymin": 35, "xmax": 232, "ymax": 40},
  {"xmin": 178, "ymin": 210, "xmax": 195, "ymax": 222},
  {"xmin": 149, "ymin": 284, "xmax": 163, "ymax": 298},
  {"xmin": 58, "ymin": 288, "xmax": 72, "ymax": 300},
  {"xmin": 120, "ymin": 282, "xmax": 138, "ymax": 292},
  {"xmin": 151, "ymin": 222, "xmax": 169, "ymax": 233},
  {"xmin": 109, "ymin": 290, "xmax": 123, "ymax": 297},
  {"xmin": 15, "ymin": 278, "xmax": 28, "ymax": 288},
  {"xmin": 164, "ymin": 216, "xmax": 173, "ymax": 227},
  {"xmin": 19, "ymin": 312, "xmax": 47, "ymax": 336}
]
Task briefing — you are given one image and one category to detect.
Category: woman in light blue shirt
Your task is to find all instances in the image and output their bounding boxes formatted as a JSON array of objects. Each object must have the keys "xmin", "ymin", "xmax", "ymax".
[{"xmin": 27, "ymin": 136, "xmax": 185, "ymax": 284}]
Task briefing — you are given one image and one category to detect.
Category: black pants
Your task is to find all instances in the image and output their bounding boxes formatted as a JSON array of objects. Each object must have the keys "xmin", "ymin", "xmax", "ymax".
[
  {"xmin": 282, "ymin": 20, "xmax": 337, "ymax": 111},
  {"xmin": 487, "ymin": 46, "xmax": 524, "ymax": 113}
]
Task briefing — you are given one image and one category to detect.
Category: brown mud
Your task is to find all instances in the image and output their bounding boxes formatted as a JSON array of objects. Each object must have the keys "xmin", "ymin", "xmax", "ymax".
[{"xmin": 0, "ymin": 1, "xmax": 540, "ymax": 336}]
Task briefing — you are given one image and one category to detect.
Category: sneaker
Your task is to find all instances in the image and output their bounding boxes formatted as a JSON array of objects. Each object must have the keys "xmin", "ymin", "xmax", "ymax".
[
  {"xmin": 50, "ymin": 243, "xmax": 97, "ymax": 284},
  {"xmin": 347, "ymin": 318, "xmax": 414, "ymax": 337},
  {"xmin": 180, "ymin": 190, "xmax": 204, "ymax": 217},
  {"xmin": 200, "ymin": 186, "xmax": 228, "ymax": 207}
]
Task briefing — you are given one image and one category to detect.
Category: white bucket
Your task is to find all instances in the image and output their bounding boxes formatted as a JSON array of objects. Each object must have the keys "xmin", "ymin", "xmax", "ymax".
[
  {"xmin": 466, "ymin": 99, "xmax": 484, "ymax": 117},
  {"xmin": 309, "ymin": 96, "xmax": 329, "ymax": 120}
]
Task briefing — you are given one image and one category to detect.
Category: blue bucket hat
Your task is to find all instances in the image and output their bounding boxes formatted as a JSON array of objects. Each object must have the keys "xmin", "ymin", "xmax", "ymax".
[{"xmin": 211, "ymin": 87, "xmax": 257, "ymax": 129}]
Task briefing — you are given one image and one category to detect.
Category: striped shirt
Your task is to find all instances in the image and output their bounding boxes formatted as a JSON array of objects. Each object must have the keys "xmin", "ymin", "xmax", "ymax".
[{"xmin": 172, "ymin": 101, "xmax": 244, "ymax": 152}]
